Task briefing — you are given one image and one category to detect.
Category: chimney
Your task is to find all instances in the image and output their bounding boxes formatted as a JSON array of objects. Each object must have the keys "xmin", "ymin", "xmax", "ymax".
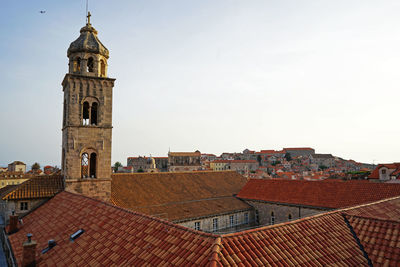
[
  {"xmin": 22, "ymin": 233, "xmax": 37, "ymax": 267},
  {"xmin": 8, "ymin": 211, "xmax": 19, "ymax": 234}
]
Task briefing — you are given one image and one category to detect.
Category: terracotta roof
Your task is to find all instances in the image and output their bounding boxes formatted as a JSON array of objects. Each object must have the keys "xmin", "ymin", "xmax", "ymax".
[
  {"xmin": 8, "ymin": 190, "xmax": 400, "ymax": 266},
  {"xmin": 8, "ymin": 191, "xmax": 217, "ymax": 266},
  {"xmin": 2, "ymin": 175, "xmax": 64, "ymax": 200},
  {"xmin": 0, "ymin": 185, "xmax": 18, "ymax": 199},
  {"xmin": 220, "ymin": 212, "xmax": 368, "ymax": 266},
  {"xmin": 369, "ymin": 163, "xmax": 400, "ymax": 179},
  {"xmin": 343, "ymin": 197, "xmax": 400, "ymax": 266},
  {"xmin": 111, "ymin": 171, "xmax": 250, "ymax": 222},
  {"xmin": 237, "ymin": 179, "xmax": 400, "ymax": 209}
]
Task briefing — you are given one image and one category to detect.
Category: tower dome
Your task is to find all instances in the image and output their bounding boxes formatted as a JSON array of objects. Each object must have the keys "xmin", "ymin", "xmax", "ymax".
[
  {"xmin": 67, "ymin": 13, "xmax": 109, "ymax": 58},
  {"xmin": 67, "ymin": 12, "xmax": 109, "ymax": 77}
]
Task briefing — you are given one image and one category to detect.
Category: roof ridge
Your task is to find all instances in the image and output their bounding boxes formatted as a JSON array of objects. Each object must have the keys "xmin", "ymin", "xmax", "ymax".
[
  {"xmin": 112, "ymin": 170, "xmax": 235, "ymax": 176},
  {"xmin": 62, "ymin": 190, "xmax": 220, "ymax": 238},
  {"xmin": 207, "ymin": 237, "xmax": 222, "ymax": 267},
  {"xmin": 343, "ymin": 213, "xmax": 400, "ymax": 224}
]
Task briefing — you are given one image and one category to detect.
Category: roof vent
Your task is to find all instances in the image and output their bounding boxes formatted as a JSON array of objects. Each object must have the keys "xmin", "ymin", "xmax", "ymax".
[
  {"xmin": 70, "ymin": 229, "xmax": 84, "ymax": 241},
  {"xmin": 41, "ymin": 240, "xmax": 56, "ymax": 254}
]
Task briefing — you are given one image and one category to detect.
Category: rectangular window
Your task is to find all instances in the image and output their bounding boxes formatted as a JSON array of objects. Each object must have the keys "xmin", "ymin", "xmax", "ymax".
[
  {"xmin": 212, "ymin": 218, "xmax": 218, "ymax": 232},
  {"xmin": 234, "ymin": 214, "xmax": 238, "ymax": 225},
  {"xmin": 229, "ymin": 215, "xmax": 234, "ymax": 227},
  {"xmin": 244, "ymin": 212, "xmax": 249, "ymax": 224},
  {"xmin": 194, "ymin": 221, "xmax": 200, "ymax": 231},
  {"xmin": 20, "ymin": 202, "xmax": 28, "ymax": 211}
]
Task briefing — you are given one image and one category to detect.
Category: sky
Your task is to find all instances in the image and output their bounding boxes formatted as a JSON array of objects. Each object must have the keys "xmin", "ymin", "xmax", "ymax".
[{"xmin": 1, "ymin": 0, "xmax": 400, "ymax": 168}]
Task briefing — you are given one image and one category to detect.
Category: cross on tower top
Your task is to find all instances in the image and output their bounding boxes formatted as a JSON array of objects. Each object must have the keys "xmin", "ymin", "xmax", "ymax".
[{"xmin": 87, "ymin": 12, "xmax": 91, "ymax": 25}]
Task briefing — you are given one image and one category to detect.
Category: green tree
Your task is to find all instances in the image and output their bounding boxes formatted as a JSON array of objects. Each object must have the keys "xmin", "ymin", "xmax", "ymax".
[
  {"xmin": 31, "ymin": 162, "xmax": 40, "ymax": 171},
  {"xmin": 137, "ymin": 168, "xmax": 144, "ymax": 173},
  {"xmin": 284, "ymin": 152, "xmax": 292, "ymax": 161},
  {"xmin": 113, "ymin": 162, "xmax": 122, "ymax": 172},
  {"xmin": 319, "ymin": 165, "xmax": 328, "ymax": 170},
  {"xmin": 257, "ymin": 155, "xmax": 262, "ymax": 166}
]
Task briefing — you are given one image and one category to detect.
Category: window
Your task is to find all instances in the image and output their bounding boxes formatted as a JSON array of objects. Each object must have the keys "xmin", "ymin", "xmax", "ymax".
[
  {"xmin": 91, "ymin": 102, "xmax": 98, "ymax": 125},
  {"xmin": 82, "ymin": 102, "xmax": 90, "ymax": 125},
  {"xmin": 81, "ymin": 153, "xmax": 89, "ymax": 178},
  {"xmin": 381, "ymin": 169, "xmax": 386, "ymax": 174},
  {"xmin": 212, "ymin": 218, "xmax": 218, "ymax": 232},
  {"xmin": 244, "ymin": 212, "xmax": 249, "ymax": 224},
  {"xmin": 73, "ymin": 57, "xmax": 81, "ymax": 72},
  {"xmin": 89, "ymin": 152, "xmax": 97, "ymax": 178},
  {"xmin": 87, "ymin": 57, "xmax": 94, "ymax": 72},
  {"xmin": 288, "ymin": 214, "xmax": 292, "ymax": 221},
  {"xmin": 194, "ymin": 221, "xmax": 200, "ymax": 231},
  {"xmin": 100, "ymin": 60, "xmax": 106, "ymax": 77},
  {"xmin": 234, "ymin": 214, "xmax": 238, "ymax": 226},
  {"xmin": 20, "ymin": 202, "xmax": 28, "ymax": 211},
  {"xmin": 229, "ymin": 215, "xmax": 234, "ymax": 227},
  {"xmin": 270, "ymin": 211, "xmax": 275, "ymax": 225}
]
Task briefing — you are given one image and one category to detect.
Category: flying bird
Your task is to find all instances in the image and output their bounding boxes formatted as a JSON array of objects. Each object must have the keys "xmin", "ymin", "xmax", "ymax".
[{"xmin": 39, "ymin": 10, "xmax": 46, "ymax": 14}]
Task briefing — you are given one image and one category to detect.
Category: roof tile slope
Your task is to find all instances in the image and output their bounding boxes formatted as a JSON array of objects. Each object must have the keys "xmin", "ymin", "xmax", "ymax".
[
  {"xmin": 343, "ymin": 197, "xmax": 400, "ymax": 266},
  {"xmin": 8, "ymin": 191, "xmax": 217, "ymax": 266},
  {"xmin": 2, "ymin": 175, "xmax": 64, "ymax": 200},
  {"xmin": 117, "ymin": 197, "xmax": 251, "ymax": 222},
  {"xmin": 219, "ymin": 212, "xmax": 369, "ymax": 266},
  {"xmin": 111, "ymin": 171, "xmax": 250, "ymax": 221},
  {"xmin": 237, "ymin": 179, "xmax": 400, "ymax": 209},
  {"xmin": 10, "ymin": 192, "xmax": 400, "ymax": 266},
  {"xmin": 346, "ymin": 215, "xmax": 400, "ymax": 266}
]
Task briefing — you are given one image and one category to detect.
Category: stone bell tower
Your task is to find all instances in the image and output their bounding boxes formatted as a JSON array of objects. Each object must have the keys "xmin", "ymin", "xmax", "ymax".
[{"xmin": 61, "ymin": 12, "xmax": 115, "ymax": 202}]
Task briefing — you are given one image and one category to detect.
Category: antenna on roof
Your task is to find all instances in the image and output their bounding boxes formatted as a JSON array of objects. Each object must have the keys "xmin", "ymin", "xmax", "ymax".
[{"xmin": 85, "ymin": 0, "xmax": 89, "ymax": 24}]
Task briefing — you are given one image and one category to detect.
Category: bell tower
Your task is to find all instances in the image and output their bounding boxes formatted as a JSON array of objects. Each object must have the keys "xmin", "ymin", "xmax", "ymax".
[{"xmin": 61, "ymin": 12, "xmax": 115, "ymax": 202}]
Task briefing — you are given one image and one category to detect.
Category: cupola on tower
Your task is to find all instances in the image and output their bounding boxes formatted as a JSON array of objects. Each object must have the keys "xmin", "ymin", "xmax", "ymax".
[{"xmin": 61, "ymin": 12, "xmax": 115, "ymax": 202}]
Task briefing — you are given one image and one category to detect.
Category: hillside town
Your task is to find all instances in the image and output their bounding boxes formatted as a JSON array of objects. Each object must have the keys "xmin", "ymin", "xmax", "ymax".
[
  {"xmin": 120, "ymin": 147, "xmax": 376, "ymax": 181},
  {"xmin": 0, "ymin": 6, "xmax": 399, "ymax": 267}
]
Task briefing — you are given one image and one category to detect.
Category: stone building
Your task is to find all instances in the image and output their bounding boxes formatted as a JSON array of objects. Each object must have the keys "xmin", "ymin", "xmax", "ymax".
[
  {"xmin": 111, "ymin": 171, "xmax": 254, "ymax": 233},
  {"xmin": 0, "ymin": 175, "xmax": 63, "ymax": 220},
  {"xmin": 126, "ymin": 156, "xmax": 157, "ymax": 172},
  {"xmin": 210, "ymin": 160, "xmax": 258, "ymax": 174},
  {"xmin": 237, "ymin": 178, "xmax": 400, "ymax": 226},
  {"xmin": 7, "ymin": 161, "xmax": 26, "ymax": 173},
  {"xmin": 61, "ymin": 13, "xmax": 115, "ymax": 202},
  {"xmin": 154, "ymin": 157, "xmax": 168, "ymax": 172},
  {"xmin": 310, "ymin": 153, "xmax": 335, "ymax": 168},
  {"xmin": 0, "ymin": 172, "xmax": 30, "ymax": 189},
  {"xmin": 168, "ymin": 151, "xmax": 202, "ymax": 172},
  {"xmin": 283, "ymin": 147, "xmax": 315, "ymax": 157},
  {"xmin": 368, "ymin": 163, "xmax": 400, "ymax": 181}
]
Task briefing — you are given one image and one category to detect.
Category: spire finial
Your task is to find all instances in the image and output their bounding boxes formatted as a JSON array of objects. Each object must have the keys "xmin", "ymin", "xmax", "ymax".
[{"xmin": 87, "ymin": 12, "xmax": 91, "ymax": 25}]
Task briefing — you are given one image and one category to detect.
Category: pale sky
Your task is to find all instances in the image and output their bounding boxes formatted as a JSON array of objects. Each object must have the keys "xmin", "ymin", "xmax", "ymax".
[{"xmin": 1, "ymin": 0, "xmax": 399, "ymax": 168}]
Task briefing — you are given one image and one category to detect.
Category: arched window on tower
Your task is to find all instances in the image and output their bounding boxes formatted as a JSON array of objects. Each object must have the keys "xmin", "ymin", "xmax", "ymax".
[
  {"xmin": 100, "ymin": 60, "xmax": 106, "ymax": 77},
  {"xmin": 73, "ymin": 57, "xmax": 81, "ymax": 73},
  {"xmin": 81, "ymin": 153, "xmax": 89, "ymax": 178},
  {"xmin": 82, "ymin": 102, "xmax": 90, "ymax": 125},
  {"xmin": 90, "ymin": 152, "xmax": 97, "ymax": 178},
  {"xmin": 87, "ymin": 57, "xmax": 94, "ymax": 72},
  {"xmin": 62, "ymin": 148, "xmax": 65, "ymax": 171},
  {"xmin": 91, "ymin": 102, "xmax": 98, "ymax": 125}
]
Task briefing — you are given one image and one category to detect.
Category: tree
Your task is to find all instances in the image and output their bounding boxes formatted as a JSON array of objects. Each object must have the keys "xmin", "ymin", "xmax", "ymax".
[
  {"xmin": 113, "ymin": 162, "xmax": 122, "ymax": 173},
  {"xmin": 257, "ymin": 155, "xmax": 262, "ymax": 166},
  {"xmin": 31, "ymin": 162, "xmax": 40, "ymax": 171},
  {"xmin": 284, "ymin": 152, "xmax": 292, "ymax": 161},
  {"xmin": 319, "ymin": 165, "xmax": 328, "ymax": 170}
]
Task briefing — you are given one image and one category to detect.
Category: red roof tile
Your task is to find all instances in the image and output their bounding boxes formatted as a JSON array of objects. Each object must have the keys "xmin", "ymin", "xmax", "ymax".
[
  {"xmin": 8, "ymin": 191, "xmax": 400, "ymax": 266},
  {"xmin": 2, "ymin": 175, "xmax": 64, "ymax": 200},
  {"xmin": 237, "ymin": 179, "xmax": 400, "ymax": 209}
]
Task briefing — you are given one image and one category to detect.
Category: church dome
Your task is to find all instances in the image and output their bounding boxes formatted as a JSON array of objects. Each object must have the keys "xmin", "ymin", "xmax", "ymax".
[{"xmin": 67, "ymin": 19, "xmax": 109, "ymax": 59}]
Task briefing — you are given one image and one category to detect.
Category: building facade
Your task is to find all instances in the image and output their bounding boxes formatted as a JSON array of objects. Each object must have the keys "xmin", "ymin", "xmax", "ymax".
[
  {"xmin": 168, "ymin": 151, "xmax": 202, "ymax": 172},
  {"xmin": 61, "ymin": 13, "xmax": 115, "ymax": 201},
  {"xmin": 7, "ymin": 161, "xmax": 26, "ymax": 173}
]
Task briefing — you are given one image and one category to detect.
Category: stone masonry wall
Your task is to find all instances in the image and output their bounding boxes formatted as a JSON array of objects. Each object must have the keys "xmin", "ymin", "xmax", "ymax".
[
  {"xmin": 245, "ymin": 200, "xmax": 328, "ymax": 226},
  {"xmin": 65, "ymin": 178, "xmax": 111, "ymax": 202}
]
